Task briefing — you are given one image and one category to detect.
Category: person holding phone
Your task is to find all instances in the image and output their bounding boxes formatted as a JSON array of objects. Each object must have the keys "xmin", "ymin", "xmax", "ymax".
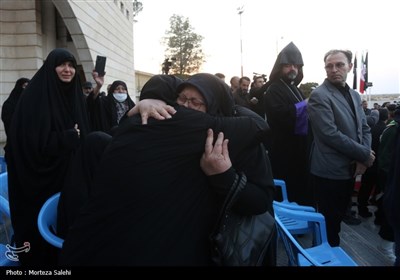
[
  {"xmin": 87, "ymin": 69, "xmax": 135, "ymax": 134},
  {"xmin": 95, "ymin": 55, "xmax": 106, "ymax": 77}
]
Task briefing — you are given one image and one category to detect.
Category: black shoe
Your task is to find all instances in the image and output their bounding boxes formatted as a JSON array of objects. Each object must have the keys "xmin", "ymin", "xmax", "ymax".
[
  {"xmin": 374, "ymin": 217, "xmax": 382, "ymax": 225},
  {"xmin": 358, "ymin": 210, "xmax": 372, "ymax": 218},
  {"xmin": 343, "ymin": 215, "xmax": 362, "ymax": 225},
  {"xmin": 358, "ymin": 207, "xmax": 373, "ymax": 218}
]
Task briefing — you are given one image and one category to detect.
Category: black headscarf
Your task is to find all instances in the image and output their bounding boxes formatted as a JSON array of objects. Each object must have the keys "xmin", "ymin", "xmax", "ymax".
[
  {"xmin": 1, "ymin": 77, "xmax": 30, "ymax": 136},
  {"xmin": 7, "ymin": 48, "xmax": 90, "ymax": 265},
  {"xmin": 1, "ymin": 77, "xmax": 30, "ymax": 160},
  {"xmin": 268, "ymin": 42, "xmax": 304, "ymax": 86},
  {"xmin": 139, "ymin": 74, "xmax": 183, "ymax": 105},
  {"xmin": 177, "ymin": 73, "xmax": 235, "ymax": 117},
  {"xmin": 94, "ymin": 80, "xmax": 135, "ymax": 135}
]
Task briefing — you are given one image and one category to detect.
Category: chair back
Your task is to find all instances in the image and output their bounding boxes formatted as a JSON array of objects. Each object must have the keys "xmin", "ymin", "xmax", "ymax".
[
  {"xmin": 273, "ymin": 201, "xmax": 317, "ymax": 236},
  {"xmin": 275, "ymin": 213, "xmax": 320, "ymax": 266},
  {"xmin": 0, "ymin": 172, "xmax": 8, "ymax": 199},
  {"xmin": 37, "ymin": 193, "xmax": 64, "ymax": 248},
  {"xmin": 273, "ymin": 179, "xmax": 289, "ymax": 203},
  {"xmin": 0, "ymin": 156, "xmax": 6, "ymax": 174},
  {"xmin": 0, "ymin": 196, "xmax": 10, "ymax": 218}
]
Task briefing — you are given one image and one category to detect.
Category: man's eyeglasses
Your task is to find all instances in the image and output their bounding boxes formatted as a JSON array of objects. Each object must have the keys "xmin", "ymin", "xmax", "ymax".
[
  {"xmin": 324, "ymin": 62, "xmax": 346, "ymax": 71},
  {"xmin": 177, "ymin": 95, "xmax": 205, "ymax": 108}
]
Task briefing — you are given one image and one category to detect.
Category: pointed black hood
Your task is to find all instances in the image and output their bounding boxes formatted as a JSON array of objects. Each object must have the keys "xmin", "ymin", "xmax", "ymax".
[{"xmin": 268, "ymin": 42, "xmax": 304, "ymax": 86}]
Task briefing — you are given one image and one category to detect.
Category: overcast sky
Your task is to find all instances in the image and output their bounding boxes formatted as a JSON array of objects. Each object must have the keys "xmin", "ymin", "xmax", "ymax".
[{"xmin": 134, "ymin": 0, "xmax": 400, "ymax": 94}]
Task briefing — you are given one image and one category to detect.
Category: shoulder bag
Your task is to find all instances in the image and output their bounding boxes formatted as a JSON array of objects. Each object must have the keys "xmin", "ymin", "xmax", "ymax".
[{"xmin": 210, "ymin": 173, "xmax": 276, "ymax": 266}]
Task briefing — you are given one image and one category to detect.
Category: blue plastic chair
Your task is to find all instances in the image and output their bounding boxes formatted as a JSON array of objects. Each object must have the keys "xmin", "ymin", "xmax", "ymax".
[
  {"xmin": 0, "ymin": 156, "xmax": 6, "ymax": 174},
  {"xmin": 0, "ymin": 172, "xmax": 11, "ymax": 237},
  {"xmin": 273, "ymin": 179, "xmax": 315, "ymax": 210},
  {"xmin": 0, "ymin": 172, "xmax": 8, "ymax": 199},
  {"xmin": 0, "ymin": 196, "xmax": 19, "ymax": 266},
  {"xmin": 0, "ymin": 172, "xmax": 8, "ymax": 225},
  {"xmin": 273, "ymin": 179, "xmax": 292, "ymax": 204},
  {"xmin": 37, "ymin": 193, "xmax": 64, "ymax": 248},
  {"xmin": 273, "ymin": 201, "xmax": 316, "ymax": 235},
  {"xmin": 273, "ymin": 179, "xmax": 316, "ymax": 235},
  {"xmin": 274, "ymin": 206, "xmax": 357, "ymax": 266}
]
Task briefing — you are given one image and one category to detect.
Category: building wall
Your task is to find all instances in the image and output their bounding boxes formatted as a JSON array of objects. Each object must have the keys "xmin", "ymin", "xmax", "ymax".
[
  {"xmin": 0, "ymin": 0, "xmax": 137, "ymax": 145},
  {"xmin": 135, "ymin": 70, "xmax": 154, "ymax": 102}
]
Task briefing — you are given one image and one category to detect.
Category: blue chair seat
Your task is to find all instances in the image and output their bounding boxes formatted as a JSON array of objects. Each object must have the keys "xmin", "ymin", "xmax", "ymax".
[{"xmin": 299, "ymin": 243, "xmax": 358, "ymax": 266}]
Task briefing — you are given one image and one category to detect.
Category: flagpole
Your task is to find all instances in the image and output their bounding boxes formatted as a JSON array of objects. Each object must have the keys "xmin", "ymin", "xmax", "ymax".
[{"xmin": 368, "ymin": 87, "xmax": 371, "ymax": 105}]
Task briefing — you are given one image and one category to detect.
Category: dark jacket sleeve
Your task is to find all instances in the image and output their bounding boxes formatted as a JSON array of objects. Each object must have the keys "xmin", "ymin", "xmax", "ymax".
[{"xmin": 206, "ymin": 130, "xmax": 275, "ymax": 215}]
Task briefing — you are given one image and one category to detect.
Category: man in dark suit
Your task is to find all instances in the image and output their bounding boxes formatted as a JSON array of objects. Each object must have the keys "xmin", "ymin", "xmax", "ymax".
[{"xmin": 308, "ymin": 49, "xmax": 375, "ymax": 246}]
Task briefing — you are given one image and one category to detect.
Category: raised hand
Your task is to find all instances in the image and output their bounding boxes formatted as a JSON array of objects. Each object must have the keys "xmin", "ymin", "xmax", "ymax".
[{"xmin": 200, "ymin": 129, "xmax": 232, "ymax": 176}]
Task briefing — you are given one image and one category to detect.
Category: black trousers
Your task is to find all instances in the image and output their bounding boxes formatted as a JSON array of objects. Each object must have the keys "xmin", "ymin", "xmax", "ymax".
[
  {"xmin": 357, "ymin": 165, "xmax": 378, "ymax": 211},
  {"xmin": 313, "ymin": 175, "xmax": 355, "ymax": 247}
]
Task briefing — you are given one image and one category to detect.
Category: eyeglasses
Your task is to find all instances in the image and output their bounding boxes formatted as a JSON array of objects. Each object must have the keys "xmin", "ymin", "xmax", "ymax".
[
  {"xmin": 177, "ymin": 95, "xmax": 205, "ymax": 108},
  {"xmin": 324, "ymin": 62, "xmax": 346, "ymax": 71}
]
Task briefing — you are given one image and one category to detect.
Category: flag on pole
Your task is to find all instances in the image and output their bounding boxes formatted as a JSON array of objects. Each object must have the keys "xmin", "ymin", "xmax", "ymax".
[
  {"xmin": 353, "ymin": 54, "xmax": 358, "ymax": 90},
  {"xmin": 360, "ymin": 54, "xmax": 366, "ymax": 94},
  {"xmin": 364, "ymin": 52, "xmax": 368, "ymax": 92}
]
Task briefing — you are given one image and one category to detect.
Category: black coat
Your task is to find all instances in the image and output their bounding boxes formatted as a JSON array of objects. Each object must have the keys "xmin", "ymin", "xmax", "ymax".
[
  {"xmin": 1, "ymin": 77, "xmax": 30, "ymax": 160},
  {"xmin": 264, "ymin": 79, "xmax": 310, "ymax": 205}
]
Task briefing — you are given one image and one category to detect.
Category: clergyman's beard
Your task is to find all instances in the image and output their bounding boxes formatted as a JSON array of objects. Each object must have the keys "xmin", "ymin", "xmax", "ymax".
[{"xmin": 286, "ymin": 70, "xmax": 297, "ymax": 81}]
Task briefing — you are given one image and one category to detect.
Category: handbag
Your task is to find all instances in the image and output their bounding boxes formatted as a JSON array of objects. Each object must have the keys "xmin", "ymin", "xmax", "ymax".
[{"xmin": 210, "ymin": 173, "xmax": 276, "ymax": 266}]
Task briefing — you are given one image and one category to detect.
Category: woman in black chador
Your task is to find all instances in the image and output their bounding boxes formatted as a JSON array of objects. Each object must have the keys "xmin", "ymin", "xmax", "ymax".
[
  {"xmin": 86, "ymin": 80, "xmax": 135, "ymax": 134},
  {"xmin": 1, "ymin": 77, "xmax": 30, "ymax": 160},
  {"xmin": 60, "ymin": 74, "xmax": 276, "ymax": 266},
  {"xmin": 7, "ymin": 48, "xmax": 90, "ymax": 265}
]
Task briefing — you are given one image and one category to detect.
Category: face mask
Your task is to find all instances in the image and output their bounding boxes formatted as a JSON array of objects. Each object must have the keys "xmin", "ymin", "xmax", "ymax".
[
  {"xmin": 113, "ymin": 93, "xmax": 127, "ymax": 102},
  {"xmin": 83, "ymin": 92, "xmax": 89, "ymax": 98}
]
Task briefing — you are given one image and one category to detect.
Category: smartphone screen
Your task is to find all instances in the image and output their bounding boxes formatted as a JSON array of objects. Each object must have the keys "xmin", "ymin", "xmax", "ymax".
[{"xmin": 95, "ymin": 55, "xmax": 106, "ymax": 77}]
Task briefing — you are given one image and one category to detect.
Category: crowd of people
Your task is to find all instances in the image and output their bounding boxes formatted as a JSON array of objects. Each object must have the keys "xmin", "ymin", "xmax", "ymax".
[{"xmin": 1, "ymin": 44, "xmax": 399, "ymax": 266}]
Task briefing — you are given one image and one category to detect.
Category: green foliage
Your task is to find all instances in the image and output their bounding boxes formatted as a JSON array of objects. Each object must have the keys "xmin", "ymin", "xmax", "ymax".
[
  {"xmin": 164, "ymin": 14, "xmax": 204, "ymax": 75},
  {"xmin": 299, "ymin": 82, "xmax": 319, "ymax": 98}
]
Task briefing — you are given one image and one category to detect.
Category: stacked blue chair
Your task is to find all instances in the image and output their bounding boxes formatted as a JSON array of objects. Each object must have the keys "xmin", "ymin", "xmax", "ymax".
[
  {"xmin": 273, "ymin": 179, "xmax": 316, "ymax": 235},
  {"xmin": 37, "ymin": 192, "xmax": 64, "ymax": 248},
  {"xmin": 274, "ymin": 206, "xmax": 357, "ymax": 266},
  {"xmin": 273, "ymin": 179, "xmax": 315, "ymax": 210}
]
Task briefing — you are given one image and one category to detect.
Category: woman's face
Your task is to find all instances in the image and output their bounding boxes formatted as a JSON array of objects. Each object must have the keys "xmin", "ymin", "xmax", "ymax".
[
  {"xmin": 55, "ymin": 61, "xmax": 76, "ymax": 82},
  {"xmin": 177, "ymin": 85, "xmax": 207, "ymax": 112}
]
